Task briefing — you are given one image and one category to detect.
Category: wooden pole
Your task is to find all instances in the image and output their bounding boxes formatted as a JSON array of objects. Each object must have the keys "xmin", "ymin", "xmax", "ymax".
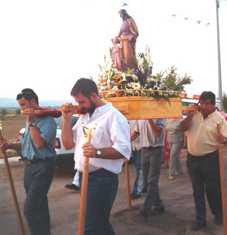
[
  {"xmin": 77, "ymin": 128, "xmax": 92, "ymax": 235},
  {"xmin": 124, "ymin": 160, "xmax": 132, "ymax": 209},
  {"xmin": 0, "ymin": 128, "xmax": 26, "ymax": 235},
  {"xmin": 218, "ymin": 145, "xmax": 227, "ymax": 234}
]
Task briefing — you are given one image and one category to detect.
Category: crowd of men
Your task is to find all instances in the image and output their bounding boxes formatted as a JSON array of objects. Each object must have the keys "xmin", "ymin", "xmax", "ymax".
[{"xmin": 0, "ymin": 78, "xmax": 226, "ymax": 235}]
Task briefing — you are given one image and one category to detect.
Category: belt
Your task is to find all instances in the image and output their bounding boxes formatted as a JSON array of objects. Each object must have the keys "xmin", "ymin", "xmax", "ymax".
[
  {"xmin": 89, "ymin": 168, "xmax": 105, "ymax": 175},
  {"xmin": 188, "ymin": 150, "xmax": 218, "ymax": 159},
  {"xmin": 78, "ymin": 167, "xmax": 102, "ymax": 175},
  {"xmin": 143, "ymin": 146, "xmax": 162, "ymax": 150},
  {"xmin": 23, "ymin": 158, "xmax": 54, "ymax": 165},
  {"xmin": 79, "ymin": 168, "xmax": 116, "ymax": 177}
]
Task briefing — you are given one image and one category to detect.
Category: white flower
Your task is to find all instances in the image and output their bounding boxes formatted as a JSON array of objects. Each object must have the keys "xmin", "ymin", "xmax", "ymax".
[
  {"xmin": 131, "ymin": 82, "xmax": 141, "ymax": 90},
  {"xmin": 112, "ymin": 86, "xmax": 118, "ymax": 91}
]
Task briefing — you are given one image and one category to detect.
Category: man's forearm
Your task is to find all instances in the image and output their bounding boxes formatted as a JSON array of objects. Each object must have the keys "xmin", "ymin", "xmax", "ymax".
[
  {"xmin": 217, "ymin": 131, "xmax": 226, "ymax": 144},
  {"xmin": 8, "ymin": 143, "xmax": 21, "ymax": 151},
  {"xmin": 29, "ymin": 126, "xmax": 45, "ymax": 148},
  {"xmin": 180, "ymin": 113, "xmax": 194, "ymax": 131},
  {"xmin": 96, "ymin": 147, "xmax": 125, "ymax": 160},
  {"xmin": 61, "ymin": 118, "xmax": 74, "ymax": 149}
]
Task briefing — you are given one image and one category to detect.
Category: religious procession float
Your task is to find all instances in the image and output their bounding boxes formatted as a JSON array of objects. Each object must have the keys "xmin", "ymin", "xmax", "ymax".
[{"xmin": 97, "ymin": 9, "xmax": 192, "ymax": 119}]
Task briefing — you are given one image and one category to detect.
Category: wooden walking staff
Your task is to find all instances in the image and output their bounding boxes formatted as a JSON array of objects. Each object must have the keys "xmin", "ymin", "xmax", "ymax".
[
  {"xmin": 218, "ymin": 145, "xmax": 227, "ymax": 234},
  {"xmin": 124, "ymin": 160, "xmax": 132, "ymax": 209},
  {"xmin": 0, "ymin": 122, "xmax": 26, "ymax": 235},
  {"xmin": 77, "ymin": 126, "xmax": 93, "ymax": 235}
]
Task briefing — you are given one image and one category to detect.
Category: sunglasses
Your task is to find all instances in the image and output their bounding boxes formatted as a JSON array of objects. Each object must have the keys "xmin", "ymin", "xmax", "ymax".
[{"xmin": 16, "ymin": 92, "xmax": 34, "ymax": 100}]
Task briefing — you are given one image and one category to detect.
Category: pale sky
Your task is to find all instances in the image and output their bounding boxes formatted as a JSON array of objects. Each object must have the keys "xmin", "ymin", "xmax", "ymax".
[{"xmin": 0, "ymin": 0, "xmax": 226, "ymax": 101}]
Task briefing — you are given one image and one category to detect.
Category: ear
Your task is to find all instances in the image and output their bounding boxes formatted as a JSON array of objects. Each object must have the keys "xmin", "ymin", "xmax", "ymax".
[
  {"xmin": 30, "ymin": 99, "xmax": 37, "ymax": 107},
  {"xmin": 90, "ymin": 92, "xmax": 98, "ymax": 100}
]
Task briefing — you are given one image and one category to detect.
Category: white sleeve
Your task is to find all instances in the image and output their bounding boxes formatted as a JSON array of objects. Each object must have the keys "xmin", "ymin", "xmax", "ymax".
[
  {"xmin": 110, "ymin": 113, "xmax": 131, "ymax": 160},
  {"xmin": 72, "ymin": 117, "xmax": 81, "ymax": 143}
]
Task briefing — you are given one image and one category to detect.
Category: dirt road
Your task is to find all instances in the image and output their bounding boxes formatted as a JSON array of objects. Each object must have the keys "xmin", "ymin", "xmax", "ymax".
[{"xmin": 0, "ymin": 157, "xmax": 224, "ymax": 235}]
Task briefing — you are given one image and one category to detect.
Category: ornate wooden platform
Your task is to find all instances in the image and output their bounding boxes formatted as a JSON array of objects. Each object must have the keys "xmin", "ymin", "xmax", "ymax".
[{"xmin": 106, "ymin": 96, "xmax": 182, "ymax": 119}]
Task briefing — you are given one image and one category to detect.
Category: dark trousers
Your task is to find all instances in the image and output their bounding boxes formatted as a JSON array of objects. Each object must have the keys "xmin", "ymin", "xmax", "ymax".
[
  {"xmin": 141, "ymin": 146, "xmax": 163, "ymax": 210},
  {"xmin": 80, "ymin": 169, "xmax": 118, "ymax": 235},
  {"xmin": 187, "ymin": 151, "xmax": 222, "ymax": 224},
  {"xmin": 24, "ymin": 159, "xmax": 55, "ymax": 235}
]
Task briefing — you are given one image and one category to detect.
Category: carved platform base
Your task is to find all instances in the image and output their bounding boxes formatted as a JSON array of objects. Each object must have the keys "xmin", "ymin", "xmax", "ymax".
[{"xmin": 106, "ymin": 96, "xmax": 182, "ymax": 119}]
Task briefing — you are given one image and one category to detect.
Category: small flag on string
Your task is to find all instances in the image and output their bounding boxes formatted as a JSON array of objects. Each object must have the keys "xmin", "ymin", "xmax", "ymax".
[{"xmin": 171, "ymin": 14, "xmax": 210, "ymax": 26}]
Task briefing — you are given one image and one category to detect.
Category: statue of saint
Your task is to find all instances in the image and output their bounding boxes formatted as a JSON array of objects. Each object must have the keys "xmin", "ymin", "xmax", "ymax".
[{"xmin": 112, "ymin": 9, "xmax": 139, "ymax": 71}]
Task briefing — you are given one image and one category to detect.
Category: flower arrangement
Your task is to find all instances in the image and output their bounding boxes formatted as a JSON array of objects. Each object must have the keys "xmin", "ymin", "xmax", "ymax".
[{"xmin": 97, "ymin": 47, "xmax": 192, "ymax": 99}]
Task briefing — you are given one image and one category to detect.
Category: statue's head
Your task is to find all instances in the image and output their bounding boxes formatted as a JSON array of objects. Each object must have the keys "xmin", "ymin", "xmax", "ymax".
[{"xmin": 119, "ymin": 9, "xmax": 130, "ymax": 20}]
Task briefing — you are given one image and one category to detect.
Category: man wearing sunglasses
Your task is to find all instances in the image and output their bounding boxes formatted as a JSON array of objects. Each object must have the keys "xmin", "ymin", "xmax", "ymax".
[
  {"xmin": 181, "ymin": 91, "xmax": 227, "ymax": 231},
  {"xmin": 0, "ymin": 88, "xmax": 57, "ymax": 235}
]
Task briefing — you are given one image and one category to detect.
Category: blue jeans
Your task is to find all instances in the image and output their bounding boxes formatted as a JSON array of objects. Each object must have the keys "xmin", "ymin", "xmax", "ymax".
[
  {"xmin": 23, "ymin": 159, "xmax": 55, "ymax": 235},
  {"xmin": 168, "ymin": 142, "xmax": 182, "ymax": 176},
  {"xmin": 80, "ymin": 169, "xmax": 118, "ymax": 235},
  {"xmin": 131, "ymin": 150, "xmax": 143, "ymax": 195},
  {"xmin": 141, "ymin": 147, "xmax": 163, "ymax": 210}
]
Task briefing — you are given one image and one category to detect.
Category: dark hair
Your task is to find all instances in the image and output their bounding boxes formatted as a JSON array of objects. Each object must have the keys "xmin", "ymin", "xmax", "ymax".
[
  {"xmin": 199, "ymin": 91, "xmax": 216, "ymax": 105},
  {"xmin": 16, "ymin": 88, "xmax": 39, "ymax": 104},
  {"xmin": 70, "ymin": 78, "xmax": 98, "ymax": 97}
]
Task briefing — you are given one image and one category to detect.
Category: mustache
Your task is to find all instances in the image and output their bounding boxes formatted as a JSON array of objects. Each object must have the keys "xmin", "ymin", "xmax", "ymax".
[{"xmin": 80, "ymin": 103, "xmax": 96, "ymax": 114}]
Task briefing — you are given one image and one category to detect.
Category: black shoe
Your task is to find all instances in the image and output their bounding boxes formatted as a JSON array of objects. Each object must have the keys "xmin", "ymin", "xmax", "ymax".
[
  {"xmin": 139, "ymin": 208, "xmax": 149, "ymax": 218},
  {"xmin": 141, "ymin": 187, "xmax": 147, "ymax": 194},
  {"xmin": 214, "ymin": 216, "xmax": 223, "ymax": 225},
  {"xmin": 191, "ymin": 221, "xmax": 206, "ymax": 231},
  {"xmin": 150, "ymin": 205, "xmax": 165, "ymax": 216},
  {"xmin": 130, "ymin": 193, "xmax": 142, "ymax": 200},
  {"xmin": 65, "ymin": 184, "xmax": 80, "ymax": 192}
]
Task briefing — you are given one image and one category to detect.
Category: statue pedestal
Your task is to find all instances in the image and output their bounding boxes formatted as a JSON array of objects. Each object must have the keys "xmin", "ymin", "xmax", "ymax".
[{"xmin": 106, "ymin": 96, "xmax": 182, "ymax": 119}]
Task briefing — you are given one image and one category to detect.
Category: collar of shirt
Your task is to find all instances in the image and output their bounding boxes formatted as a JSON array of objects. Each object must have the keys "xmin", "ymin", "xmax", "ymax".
[
  {"xmin": 81, "ymin": 103, "xmax": 112, "ymax": 124},
  {"xmin": 197, "ymin": 110, "xmax": 217, "ymax": 120}
]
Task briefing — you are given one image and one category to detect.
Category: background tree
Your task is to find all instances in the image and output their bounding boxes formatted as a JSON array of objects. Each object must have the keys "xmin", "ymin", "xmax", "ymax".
[
  {"xmin": 222, "ymin": 94, "xmax": 227, "ymax": 112},
  {"xmin": 15, "ymin": 108, "xmax": 20, "ymax": 116},
  {"xmin": 0, "ymin": 108, "xmax": 7, "ymax": 120}
]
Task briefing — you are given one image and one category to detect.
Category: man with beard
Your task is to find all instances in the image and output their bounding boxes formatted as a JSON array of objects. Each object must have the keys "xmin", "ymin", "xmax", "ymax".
[
  {"xmin": 181, "ymin": 91, "xmax": 227, "ymax": 231},
  {"xmin": 61, "ymin": 78, "xmax": 131, "ymax": 235}
]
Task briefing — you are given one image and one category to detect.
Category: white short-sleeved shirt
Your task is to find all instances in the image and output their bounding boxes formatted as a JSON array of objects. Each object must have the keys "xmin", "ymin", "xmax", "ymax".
[
  {"xmin": 138, "ymin": 119, "xmax": 165, "ymax": 148},
  {"xmin": 165, "ymin": 118, "xmax": 184, "ymax": 144},
  {"xmin": 186, "ymin": 110, "xmax": 227, "ymax": 156},
  {"xmin": 72, "ymin": 103, "xmax": 131, "ymax": 174},
  {"xmin": 129, "ymin": 120, "xmax": 142, "ymax": 151}
]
